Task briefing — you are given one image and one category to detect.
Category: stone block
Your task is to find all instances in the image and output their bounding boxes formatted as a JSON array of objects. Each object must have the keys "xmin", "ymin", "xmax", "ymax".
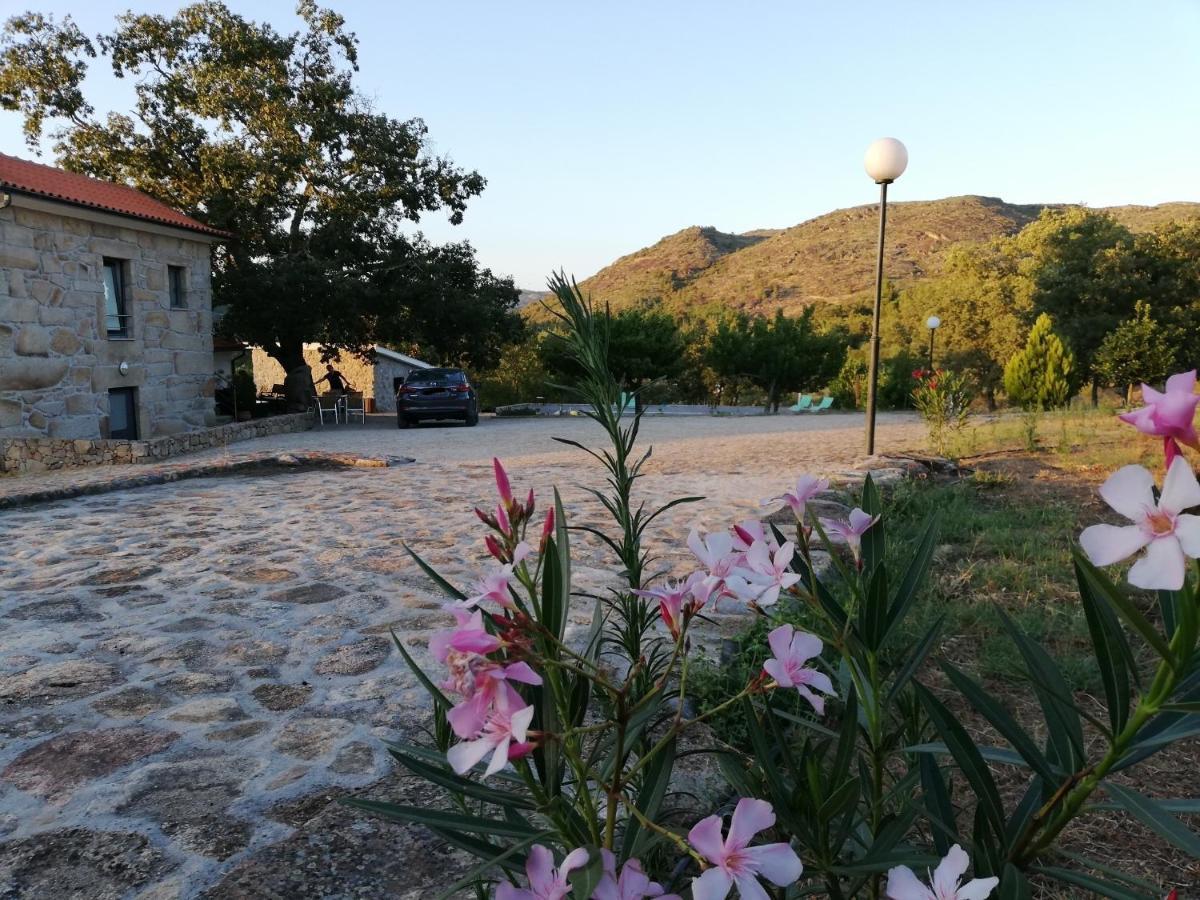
[
  {"xmin": 0, "ymin": 297, "xmax": 39, "ymax": 322},
  {"xmin": 66, "ymin": 394, "xmax": 96, "ymax": 415},
  {"xmin": 143, "ymin": 310, "xmax": 170, "ymax": 328},
  {"xmin": 39, "ymin": 308, "xmax": 73, "ymax": 326},
  {"xmin": 0, "ymin": 398, "xmax": 22, "ymax": 428},
  {"xmin": 29, "ymin": 280, "xmax": 61, "ymax": 304},
  {"xmin": 48, "ymin": 415, "xmax": 99, "ymax": 439},
  {"xmin": 15, "ymin": 325, "xmax": 50, "ymax": 356},
  {"xmin": 0, "ymin": 357, "xmax": 68, "ymax": 390},
  {"xmin": 0, "ymin": 245, "xmax": 40, "ymax": 269},
  {"xmin": 50, "ymin": 329, "xmax": 81, "ymax": 355},
  {"xmin": 162, "ymin": 331, "xmax": 205, "ymax": 351},
  {"xmin": 88, "ymin": 237, "xmax": 139, "ymax": 258},
  {"xmin": 174, "ymin": 351, "xmax": 215, "ymax": 376},
  {"xmin": 0, "ymin": 323, "xmax": 11, "ymax": 355},
  {"xmin": 27, "ymin": 410, "xmax": 45, "ymax": 430}
]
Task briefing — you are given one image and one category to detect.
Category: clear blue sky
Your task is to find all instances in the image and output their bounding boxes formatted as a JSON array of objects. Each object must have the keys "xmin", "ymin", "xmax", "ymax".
[{"xmin": 4, "ymin": 1, "xmax": 1198, "ymax": 288}]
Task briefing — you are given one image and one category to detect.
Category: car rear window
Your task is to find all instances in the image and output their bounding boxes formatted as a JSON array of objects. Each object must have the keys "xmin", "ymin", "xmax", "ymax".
[{"xmin": 407, "ymin": 370, "xmax": 465, "ymax": 385}]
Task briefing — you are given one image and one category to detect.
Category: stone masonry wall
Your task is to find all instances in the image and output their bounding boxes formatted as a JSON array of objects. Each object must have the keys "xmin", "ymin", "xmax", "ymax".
[
  {"xmin": 251, "ymin": 346, "xmax": 424, "ymax": 413},
  {"xmin": 1, "ymin": 412, "xmax": 312, "ymax": 475},
  {"xmin": 0, "ymin": 199, "xmax": 216, "ymax": 440}
]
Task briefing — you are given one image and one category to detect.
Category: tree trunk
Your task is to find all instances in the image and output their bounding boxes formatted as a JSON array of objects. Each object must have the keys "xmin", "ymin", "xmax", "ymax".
[
  {"xmin": 272, "ymin": 340, "xmax": 316, "ymax": 413},
  {"xmin": 1091, "ymin": 380, "xmax": 1099, "ymax": 408},
  {"xmin": 985, "ymin": 386, "xmax": 997, "ymax": 411},
  {"xmin": 1125, "ymin": 383, "xmax": 1133, "ymax": 407}
]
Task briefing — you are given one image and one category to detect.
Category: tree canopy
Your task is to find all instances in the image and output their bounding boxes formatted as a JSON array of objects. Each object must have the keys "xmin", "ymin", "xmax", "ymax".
[
  {"xmin": 0, "ymin": 2, "xmax": 523, "ymax": 405},
  {"xmin": 706, "ymin": 308, "xmax": 846, "ymax": 412}
]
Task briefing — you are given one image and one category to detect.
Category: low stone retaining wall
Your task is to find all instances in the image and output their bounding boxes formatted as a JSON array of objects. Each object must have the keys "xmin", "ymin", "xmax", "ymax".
[{"xmin": 0, "ymin": 413, "xmax": 313, "ymax": 475}]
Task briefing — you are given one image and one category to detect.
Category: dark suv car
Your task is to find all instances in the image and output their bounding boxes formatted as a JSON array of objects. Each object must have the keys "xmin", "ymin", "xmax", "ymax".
[{"xmin": 396, "ymin": 368, "xmax": 479, "ymax": 428}]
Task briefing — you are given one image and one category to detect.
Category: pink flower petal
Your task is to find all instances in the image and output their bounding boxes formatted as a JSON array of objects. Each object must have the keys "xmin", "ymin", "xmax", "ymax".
[
  {"xmin": 788, "ymin": 630, "xmax": 823, "ymax": 664},
  {"xmin": 1098, "ymin": 465, "xmax": 1156, "ymax": 521},
  {"xmin": 501, "ymin": 661, "xmax": 542, "ymax": 685},
  {"xmin": 763, "ymin": 658, "xmax": 791, "ymax": 688},
  {"xmin": 1128, "ymin": 537, "xmax": 1187, "ymax": 591},
  {"xmin": 726, "ymin": 798, "xmax": 775, "ymax": 851},
  {"xmin": 687, "ymin": 814, "xmax": 727, "ymax": 864},
  {"xmin": 525, "ymin": 845, "xmax": 557, "ymax": 896},
  {"xmin": 1166, "ymin": 370, "xmax": 1197, "ymax": 394},
  {"xmin": 767, "ymin": 624, "xmax": 794, "ymax": 661},
  {"xmin": 447, "ymin": 734, "xmax": 496, "ymax": 774},
  {"xmin": 1079, "ymin": 524, "xmax": 1152, "ymax": 567},
  {"xmin": 744, "ymin": 842, "xmax": 804, "ymax": 886},
  {"xmin": 731, "ymin": 874, "xmax": 772, "ymax": 900},
  {"xmin": 690, "ymin": 867, "xmax": 734, "ymax": 900}
]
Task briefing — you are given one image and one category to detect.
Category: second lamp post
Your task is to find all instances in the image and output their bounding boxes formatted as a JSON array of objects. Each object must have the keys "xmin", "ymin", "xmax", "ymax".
[
  {"xmin": 926, "ymin": 314, "xmax": 941, "ymax": 370},
  {"xmin": 862, "ymin": 137, "xmax": 908, "ymax": 456}
]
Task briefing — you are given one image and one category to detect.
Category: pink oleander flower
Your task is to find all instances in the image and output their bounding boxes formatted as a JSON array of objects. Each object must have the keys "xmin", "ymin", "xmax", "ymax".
[
  {"xmin": 1118, "ymin": 371, "xmax": 1200, "ymax": 468},
  {"xmin": 688, "ymin": 798, "xmax": 803, "ymax": 900},
  {"xmin": 688, "ymin": 529, "xmax": 742, "ymax": 602},
  {"xmin": 447, "ymin": 662, "xmax": 542, "ymax": 738},
  {"xmin": 886, "ymin": 844, "xmax": 998, "ymax": 900},
  {"xmin": 732, "ymin": 540, "xmax": 801, "ymax": 607},
  {"xmin": 540, "ymin": 507, "xmax": 555, "ymax": 550},
  {"xmin": 731, "ymin": 519, "xmax": 779, "ymax": 556},
  {"xmin": 464, "ymin": 544, "xmax": 530, "ymax": 609},
  {"xmin": 632, "ymin": 573, "xmax": 707, "ymax": 640},
  {"xmin": 430, "ymin": 609, "xmax": 503, "ymax": 696},
  {"xmin": 447, "ymin": 682, "xmax": 536, "ymax": 776},
  {"xmin": 1079, "ymin": 458, "xmax": 1200, "ymax": 591},
  {"xmin": 594, "ymin": 850, "xmax": 680, "ymax": 900},
  {"xmin": 497, "ymin": 501, "xmax": 512, "ymax": 535},
  {"xmin": 766, "ymin": 474, "xmax": 830, "ymax": 521},
  {"xmin": 493, "ymin": 457, "xmax": 515, "ymax": 504},
  {"xmin": 496, "ymin": 844, "xmax": 590, "ymax": 900},
  {"xmin": 820, "ymin": 508, "xmax": 880, "ymax": 564},
  {"xmin": 763, "ymin": 624, "xmax": 835, "ymax": 715}
]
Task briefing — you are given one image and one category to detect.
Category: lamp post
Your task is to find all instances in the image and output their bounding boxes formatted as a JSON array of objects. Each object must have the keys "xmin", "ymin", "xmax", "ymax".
[
  {"xmin": 926, "ymin": 314, "xmax": 941, "ymax": 370},
  {"xmin": 862, "ymin": 137, "xmax": 908, "ymax": 456}
]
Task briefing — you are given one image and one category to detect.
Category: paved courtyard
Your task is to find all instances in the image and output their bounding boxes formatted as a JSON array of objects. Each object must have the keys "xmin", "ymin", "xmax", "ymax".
[{"xmin": 0, "ymin": 411, "xmax": 924, "ymax": 898}]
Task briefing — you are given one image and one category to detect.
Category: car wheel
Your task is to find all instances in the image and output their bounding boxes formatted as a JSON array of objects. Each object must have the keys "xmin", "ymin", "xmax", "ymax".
[
  {"xmin": 465, "ymin": 406, "xmax": 479, "ymax": 426},
  {"xmin": 398, "ymin": 415, "xmax": 410, "ymax": 429}
]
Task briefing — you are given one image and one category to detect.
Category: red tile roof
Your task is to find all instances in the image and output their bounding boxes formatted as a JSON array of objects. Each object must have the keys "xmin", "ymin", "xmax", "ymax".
[{"xmin": 0, "ymin": 153, "xmax": 231, "ymax": 238}]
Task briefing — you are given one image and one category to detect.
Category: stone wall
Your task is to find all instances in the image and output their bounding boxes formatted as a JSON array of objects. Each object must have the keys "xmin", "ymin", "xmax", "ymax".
[
  {"xmin": 1, "ymin": 412, "xmax": 311, "ymax": 475},
  {"xmin": 0, "ymin": 196, "xmax": 217, "ymax": 441},
  {"xmin": 251, "ymin": 345, "xmax": 425, "ymax": 412}
]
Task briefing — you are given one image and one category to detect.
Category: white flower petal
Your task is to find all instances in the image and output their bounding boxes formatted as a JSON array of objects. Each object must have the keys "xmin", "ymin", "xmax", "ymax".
[
  {"xmin": 1079, "ymin": 524, "xmax": 1151, "ymax": 567},
  {"xmin": 956, "ymin": 876, "xmax": 1001, "ymax": 900},
  {"xmin": 1173, "ymin": 514, "xmax": 1200, "ymax": 558},
  {"xmin": 1128, "ymin": 537, "xmax": 1187, "ymax": 591},
  {"xmin": 1098, "ymin": 465, "xmax": 1156, "ymax": 522},
  {"xmin": 885, "ymin": 865, "xmax": 936, "ymax": 900},
  {"xmin": 1160, "ymin": 457, "xmax": 1200, "ymax": 515},
  {"xmin": 932, "ymin": 844, "xmax": 970, "ymax": 897}
]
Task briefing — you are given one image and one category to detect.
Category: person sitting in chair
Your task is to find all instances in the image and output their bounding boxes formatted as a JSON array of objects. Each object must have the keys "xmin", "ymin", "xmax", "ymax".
[{"xmin": 314, "ymin": 364, "xmax": 351, "ymax": 394}]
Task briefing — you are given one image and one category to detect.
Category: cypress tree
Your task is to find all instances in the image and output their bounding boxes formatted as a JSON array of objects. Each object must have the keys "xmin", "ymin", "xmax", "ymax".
[{"xmin": 1004, "ymin": 313, "xmax": 1075, "ymax": 409}]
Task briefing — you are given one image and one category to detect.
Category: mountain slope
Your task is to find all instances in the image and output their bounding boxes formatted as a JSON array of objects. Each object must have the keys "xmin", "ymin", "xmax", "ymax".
[{"xmin": 561, "ymin": 196, "xmax": 1200, "ymax": 319}]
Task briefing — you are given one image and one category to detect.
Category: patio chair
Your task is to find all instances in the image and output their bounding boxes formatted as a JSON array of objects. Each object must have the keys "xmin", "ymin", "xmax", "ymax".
[
  {"xmin": 313, "ymin": 393, "xmax": 340, "ymax": 425},
  {"xmin": 789, "ymin": 393, "xmax": 813, "ymax": 412},
  {"xmin": 343, "ymin": 391, "xmax": 366, "ymax": 424},
  {"xmin": 809, "ymin": 396, "xmax": 835, "ymax": 413}
]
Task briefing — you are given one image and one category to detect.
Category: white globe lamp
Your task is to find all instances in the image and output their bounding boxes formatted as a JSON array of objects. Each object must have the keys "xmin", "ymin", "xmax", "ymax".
[{"xmin": 864, "ymin": 137, "xmax": 908, "ymax": 184}]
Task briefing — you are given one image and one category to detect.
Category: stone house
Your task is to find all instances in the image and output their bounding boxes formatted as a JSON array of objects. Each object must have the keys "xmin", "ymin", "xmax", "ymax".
[
  {"xmin": 0, "ymin": 153, "xmax": 227, "ymax": 440},
  {"xmin": 251, "ymin": 344, "xmax": 431, "ymax": 413}
]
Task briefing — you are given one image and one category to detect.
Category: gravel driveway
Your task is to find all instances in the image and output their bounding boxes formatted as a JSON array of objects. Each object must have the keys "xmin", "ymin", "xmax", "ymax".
[{"xmin": 0, "ymin": 410, "xmax": 925, "ymax": 898}]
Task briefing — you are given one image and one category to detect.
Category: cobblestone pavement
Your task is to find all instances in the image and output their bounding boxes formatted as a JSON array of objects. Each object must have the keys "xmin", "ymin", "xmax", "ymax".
[{"xmin": 0, "ymin": 411, "xmax": 925, "ymax": 898}]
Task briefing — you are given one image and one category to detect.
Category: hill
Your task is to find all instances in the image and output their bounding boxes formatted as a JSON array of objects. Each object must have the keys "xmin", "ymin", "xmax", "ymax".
[{"xmin": 548, "ymin": 196, "xmax": 1200, "ymax": 320}]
